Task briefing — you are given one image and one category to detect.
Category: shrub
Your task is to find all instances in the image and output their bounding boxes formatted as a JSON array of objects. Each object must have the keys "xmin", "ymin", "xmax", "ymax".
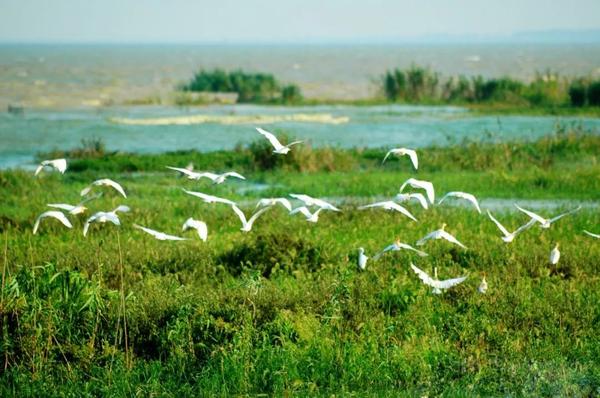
[{"xmin": 588, "ymin": 80, "xmax": 600, "ymax": 106}]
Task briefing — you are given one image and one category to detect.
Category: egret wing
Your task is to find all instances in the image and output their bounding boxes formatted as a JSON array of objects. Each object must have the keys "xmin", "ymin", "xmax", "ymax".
[{"xmin": 256, "ymin": 127, "xmax": 284, "ymax": 151}]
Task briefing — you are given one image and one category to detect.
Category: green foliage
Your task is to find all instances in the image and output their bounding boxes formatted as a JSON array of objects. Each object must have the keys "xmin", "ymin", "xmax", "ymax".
[
  {"xmin": 1, "ymin": 127, "xmax": 600, "ymax": 395},
  {"xmin": 179, "ymin": 68, "xmax": 302, "ymax": 104}
]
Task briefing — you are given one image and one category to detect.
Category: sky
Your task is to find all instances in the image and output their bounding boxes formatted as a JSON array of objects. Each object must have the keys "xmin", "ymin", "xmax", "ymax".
[{"xmin": 1, "ymin": 0, "xmax": 600, "ymax": 43}]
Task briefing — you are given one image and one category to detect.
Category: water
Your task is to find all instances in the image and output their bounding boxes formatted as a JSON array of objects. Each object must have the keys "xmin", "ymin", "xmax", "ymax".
[
  {"xmin": 2, "ymin": 104, "xmax": 600, "ymax": 169},
  {"xmin": 2, "ymin": 43, "xmax": 600, "ymax": 107}
]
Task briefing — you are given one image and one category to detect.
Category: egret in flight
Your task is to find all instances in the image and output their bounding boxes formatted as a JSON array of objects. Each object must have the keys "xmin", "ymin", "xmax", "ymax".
[
  {"xmin": 438, "ymin": 191, "xmax": 481, "ymax": 213},
  {"xmin": 410, "ymin": 263, "xmax": 467, "ymax": 294},
  {"xmin": 290, "ymin": 194, "xmax": 340, "ymax": 212},
  {"xmin": 166, "ymin": 167, "xmax": 245, "ymax": 184},
  {"xmin": 230, "ymin": 205, "xmax": 271, "ymax": 232},
  {"xmin": 382, "ymin": 148, "xmax": 418, "ymax": 170},
  {"xmin": 290, "ymin": 206, "xmax": 323, "ymax": 223},
  {"xmin": 47, "ymin": 193, "xmax": 102, "ymax": 215},
  {"xmin": 182, "ymin": 218, "xmax": 208, "ymax": 241},
  {"xmin": 35, "ymin": 158, "xmax": 67, "ymax": 176},
  {"xmin": 33, "ymin": 211, "xmax": 72, "ymax": 234},
  {"xmin": 399, "ymin": 178, "xmax": 435, "ymax": 204},
  {"xmin": 255, "ymin": 198, "xmax": 293, "ymax": 212},
  {"xmin": 395, "ymin": 193, "xmax": 429, "ymax": 210},
  {"xmin": 81, "ymin": 178, "xmax": 127, "ymax": 198},
  {"xmin": 487, "ymin": 210, "xmax": 536, "ymax": 243},
  {"xmin": 256, "ymin": 127, "xmax": 303, "ymax": 154},
  {"xmin": 515, "ymin": 205, "xmax": 582, "ymax": 229},
  {"xmin": 358, "ymin": 201, "xmax": 417, "ymax": 222},
  {"xmin": 134, "ymin": 225, "xmax": 188, "ymax": 241},
  {"xmin": 373, "ymin": 239, "xmax": 428, "ymax": 260},
  {"xmin": 417, "ymin": 223, "xmax": 467, "ymax": 249},
  {"xmin": 83, "ymin": 205, "xmax": 130, "ymax": 237},
  {"xmin": 183, "ymin": 189, "xmax": 236, "ymax": 206}
]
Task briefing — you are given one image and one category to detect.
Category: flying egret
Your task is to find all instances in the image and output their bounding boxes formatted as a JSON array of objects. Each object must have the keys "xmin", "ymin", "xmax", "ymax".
[
  {"xmin": 478, "ymin": 275, "xmax": 488, "ymax": 294},
  {"xmin": 289, "ymin": 194, "xmax": 340, "ymax": 212},
  {"xmin": 47, "ymin": 193, "xmax": 102, "ymax": 215},
  {"xmin": 255, "ymin": 198, "xmax": 293, "ymax": 212},
  {"xmin": 515, "ymin": 205, "xmax": 582, "ymax": 229},
  {"xmin": 230, "ymin": 205, "xmax": 271, "ymax": 232},
  {"xmin": 382, "ymin": 148, "xmax": 418, "ymax": 170},
  {"xmin": 399, "ymin": 178, "xmax": 435, "ymax": 204},
  {"xmin": 35, "ymin": 158, "xmax": 67, "ymax": 176},
  {"xmin": 182, "ymin": 189, "xmax": 236, "ymax": 206},
  {"xmin": 182, "ymin": 218, "xmax": 208, "ymax": 241},
  {"xmin": 33, "ymin": 211, "xmax": 72, "ymax": 234},
  {"xmin": 357, "ymin": 201, "xmax": 417, "ymax": 221},
  {"xmin": 584, "ymin": 230, "xmax": 600, "ymax": 239},
  {"xmin": 81, "ymin": 178, "xmax": 127, "ymax": 198},
  {"xmin": 373, "ymin": 239, "xmax": 428, "ymax": 260},
  {"xmin": 134, "ymin": 225, "xmax": 187, "ymax": 241},
  {"xmin": 83, "ymin": 205, "xmax": 130, "ymax": 237},
  {"xmin": 166, "ymin": 167, "xmax": 245, "ymax": 184},
  {"xmin": 438, "ymin": 191, "xmax": 481, "ymax": 213},
  {"xmin": 550, "ymin": 243, "xmax": 560, "ymax": 265},
  {"xmin": 256, "ymin": 127, "xmax": 303, "ymax": 155},
  {"xmin": 357, "ymin": 248, "xmax": 368, "ymax": 270},
  {"xmin": 410, "ymin": 263, "xmax": 467, "ymax": 294},
  {"xmin": 290, "ymin": 206, "xmax": 323, "ymax": 223},
  {"xmin": 416, "ymin": 223, "xmax": 467, "ymax": 249},
  {"xmin": 487, "ymin": 210, "xmax": 536, "ymax": 243},
  {"xmin": 395, "ymin": 193, "xmax": 429, "ymax": 210}
]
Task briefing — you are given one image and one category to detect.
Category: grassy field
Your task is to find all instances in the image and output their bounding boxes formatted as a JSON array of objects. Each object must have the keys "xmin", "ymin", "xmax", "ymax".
[{"xmin": 1, "ymin": 128, "xmax": 599, "ymax": 396}]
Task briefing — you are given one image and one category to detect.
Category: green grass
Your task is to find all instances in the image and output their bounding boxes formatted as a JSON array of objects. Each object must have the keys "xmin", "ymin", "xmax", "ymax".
[{"xmin": 1, "ymin": 130, "xmax": 600, "ymax": 396}]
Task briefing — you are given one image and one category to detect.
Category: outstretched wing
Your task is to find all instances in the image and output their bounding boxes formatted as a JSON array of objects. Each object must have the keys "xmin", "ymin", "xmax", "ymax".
[
  {"xmin": 33, "ymin": 211, "xmax": 72, "ymax": 234},
  {"xmin": 256, "ymin": 127, "xmax": 284, "ymax": 151},
  {"xmin": 549, "ymin": 206, "xmax": 582, "ymax": 224},
  {"xmin": 286, "ymin": 141, "xmax": 303, "ymax": 149},
  {"xmin": 246, "ymin": 206, "xmax": 271, "ymax": 228},
  {"xmin": 290, "ymin": 206, "xmax": 312, "ymax": 218},
  {"xmin": 166, "ymin": 166, "xmax": 200, "ymax": 179},
  {"xmin": 389, "ymin": 203, "xmax": 417, "ymax": 221},
  {"xmin": 230, "ymin": 205, "xmax": 248, "ymax": 225},
  {"xmin": 47, "ymin": 203, "xmax": 76, "ymax": 212},
  {"xmin": 436, "ymin": 275, "xmax": 468, "ymax": 289},
  {"xmin": 487, "ymin": 210, "xmax": 510, "ymax": 237},
  {"xmin": 439, "ymin": 230, "xmax": 467, "ymax": 249},
  {"xmin": 514, "ymin": 218, "xmax": 536, "ymax": 236},
  {"xmin": 410, "ymin": 263, "xmax": 434, "ymax": 287},
  {"xmin": 416, "ymin": 231, "xmax": 436, "ymax": 246},
  {"xmin": 224, "ymin": 171, "xmax": 246, "ymax": 180},
  {"xmin": 405, "ymin": 149, "xmax": 418, "ymax": 170},
  {"xmin": 103, "ymin": 179, "xmax": 127, "ymax": 198},
  {"xmin": 515, "ymin": 205, "xmax": 546, "ymax": 225},
  {"xmin": 399, "ymin": 243, "xmax": 428, "ymax": 257},
  {"xmin": 584, "ymin": 230, "xmax": 600, "ymax": 239},
  {"xmin": 134, "ymin": 224, "xmax": 161, "ymax": 238}
]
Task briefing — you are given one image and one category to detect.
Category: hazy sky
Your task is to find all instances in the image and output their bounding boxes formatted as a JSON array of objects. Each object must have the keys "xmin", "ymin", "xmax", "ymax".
[{"xmin": 1, "ymin": 0, "xmax": 599, "ymax": 43}]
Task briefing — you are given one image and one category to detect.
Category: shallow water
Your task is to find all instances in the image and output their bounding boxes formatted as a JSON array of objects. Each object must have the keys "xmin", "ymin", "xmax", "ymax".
[{"xmin": 2, "ymin": 104, "xmax": 600, "ymax": 169}]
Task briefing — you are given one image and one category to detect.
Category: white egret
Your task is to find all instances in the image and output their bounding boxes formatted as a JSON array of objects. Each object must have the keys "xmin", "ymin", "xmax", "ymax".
[
  {"xmin": 399, "ymin": 178, "xmax": 435, "ymax": 204},
  {"xmin": 230, "ymin": 205, "xmax": 271, "ymax": 232},
  {"xmin": 487, "ymin": 210, "xmax": 536, "ymax": 243},
  {"xmin": 550, "ymin": 243, "xmax": 560, "ymax": 265},
  {"xmin": 382, "ymin": 148, "xmax": 418, "ymax": 170},
  {"xmin": 416, "ymin": 223, "xmax": 467, "ymax": 249},
  {"xmin": 515, "ymin": 205, "xmax": 581, "ymax": 229},
  {"xmin": 478, "ymin": 275, "xmax": 488, "ymax": 294},
  {"xmin": 584, "ymin": 230, "xmax": 600, "ymax": 239},
  {"xmin": 438, "ymin": 191, "xmax": 481, "ymax": 213},
  {"xmin": 33, "ymin": 211, "xmax": 72, "ymax": 234},
  {"xmin": 395, "ymin": 193, "xmax": 429, "ymax": 210},
  {"xmin": 182, "ymin": 218, "xmax": 208, "ymax": 241},
  {"xmin": 410, "ymin": 263, "xmax": 467, "ymax": 294},
  {"xmin": 35, "ymin": 158, "xmax": 67, "ymax": 176},
  {"xmin": 255, "ymin": 198, "xmax": 293, "ymax": 212},
  {"xmin": 357, "ymin": 248, "xmax": 368, "ymax": 270},
  {"xmin": 289, "ymin": 194, "xmax": 340, "ymax": 212},
  {"xmin": 81, "ymin": 178, "xmax": 127, "ymax": 198},
  {"xmin": 83, "ymin": 205, "xmax": 130, "ymax": 237},
  {"xmin": 182, "ymin": 189, "xmax": 236, "ymax": 206},
  {"xmin": 256, "ymin": 127, "xmax": 303, "ymax": 154},
  {"xmin": 290, "ymin": 206, "xmax": 323, "ymax": 223},
  {"xmin": 134, "ymin": 224, "xmax": 187, "ymax": 241},
  {"xmin": 47, "ymin": 193, "xmax": 102, "ymax": 215},
  {"xmin": 358, "ymin": 201, "xmax": 417, "ymax": 222},
  {"xmin": 166, "ymin": 167, "xmax": 245, "ymax": 184},
  {"xmin": 373, "ymin": 239, "xmax": 428, "ymax": 260}
]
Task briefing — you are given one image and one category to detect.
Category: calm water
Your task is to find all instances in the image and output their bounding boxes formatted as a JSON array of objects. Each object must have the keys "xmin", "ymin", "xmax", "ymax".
[{"xmin": 2, "ymin": 104, "xmax": 599, "ymax": 169}]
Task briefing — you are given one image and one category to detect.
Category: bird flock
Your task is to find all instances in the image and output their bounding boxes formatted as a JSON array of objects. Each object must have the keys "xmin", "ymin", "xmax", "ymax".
[{"xmin": 32, "ymin": 127, "xmax": 596, "ymax": 295}]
